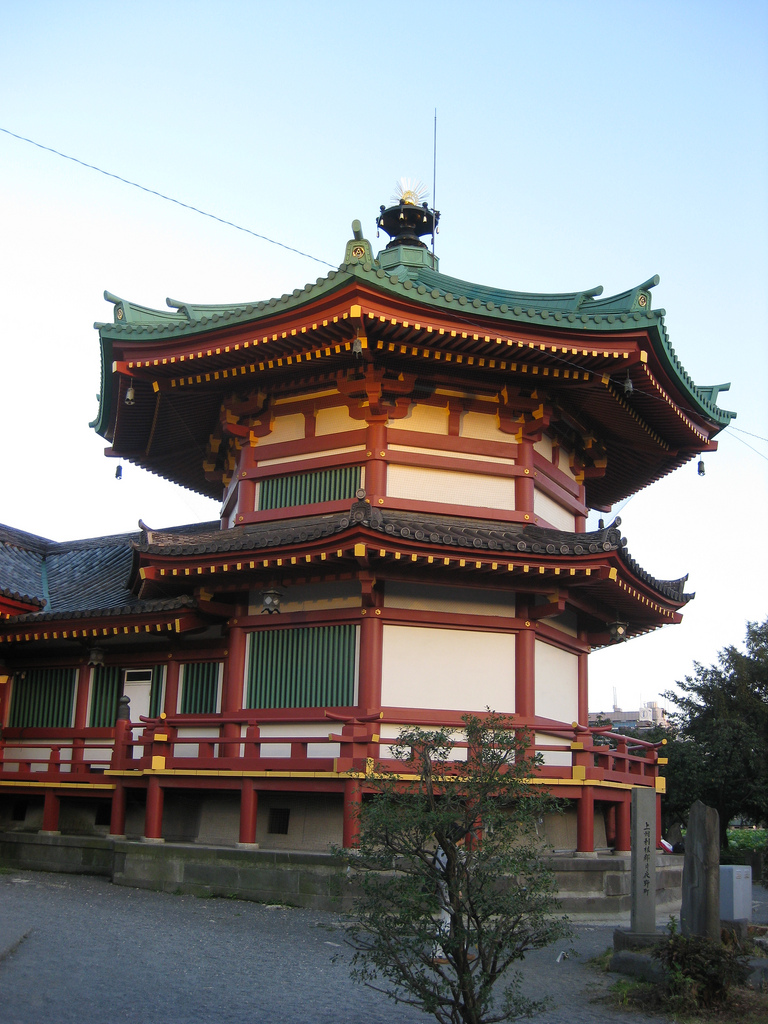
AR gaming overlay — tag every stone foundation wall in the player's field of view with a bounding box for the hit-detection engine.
[0,832,683,917]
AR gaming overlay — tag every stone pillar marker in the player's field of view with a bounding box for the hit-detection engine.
[630,786,657,935]
[681,799,720,939]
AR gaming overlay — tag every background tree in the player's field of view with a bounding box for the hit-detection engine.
[342,713,571,1024]
[663,618,768,848]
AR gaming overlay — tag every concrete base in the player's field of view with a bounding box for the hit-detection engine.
[0,832,684,917]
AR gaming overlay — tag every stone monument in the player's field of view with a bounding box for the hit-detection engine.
[681,799,720,940]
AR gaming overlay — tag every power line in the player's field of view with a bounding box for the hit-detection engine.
[0,126,336,269]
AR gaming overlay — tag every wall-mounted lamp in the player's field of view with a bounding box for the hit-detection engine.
[260,587,283,614]
[608,621,629,643]
[125,382,136,406]
[87,647,106,666]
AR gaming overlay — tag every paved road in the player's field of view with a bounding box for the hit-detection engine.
[3,870,764,1024]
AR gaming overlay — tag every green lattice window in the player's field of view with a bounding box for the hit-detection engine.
[89,665,121,727]
[180,661,221,714]
[246,625,358,709]
[258,466,361,511]
[8,667,76,728]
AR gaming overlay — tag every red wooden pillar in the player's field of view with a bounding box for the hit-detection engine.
[71,663,91,771]
[238,779,258,846]
[144,777,164,841]
[221,622,247,758]
[41,791,60,834]
[515,439,535,515]
[515,599,535,720]
[615,793,631,853]
[164,658,180,716]
[358,610,383,714]
[576,788,595,854]
[577,648,589,727]
[656,792,662,849]
[364,419,387,500]
[110,782,127,838]
[343,779,362,849]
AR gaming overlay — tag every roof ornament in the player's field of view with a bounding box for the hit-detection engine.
[377,177,440,251]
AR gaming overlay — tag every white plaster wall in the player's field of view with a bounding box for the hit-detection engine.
[256,413,305,446]
[377,726,468,762]
[385,582,516,617]
[534,640,578,724]
[388,465,515,510]
[381,625,515,712]
[534,435,553,460]
[535,731,573,767]
[388,403,449,434]
[533,489,576,531]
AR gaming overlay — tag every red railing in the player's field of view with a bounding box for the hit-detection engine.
[0,715,661,788]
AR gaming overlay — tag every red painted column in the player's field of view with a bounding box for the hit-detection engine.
[576,788,595,854]
[163,659,180,716]
[221,622,247,758]
[144,776,164,841]
[615,793,631,853]
[577,647,589,727]
[343,779,362,849]
[71,663,91,771]
[364,420,387,501]
[110,781,127,838]
[515,439,535,516]
[358,610,383,715]
[515,598,535,720]
[41,791,60,834]
[238,779,258,846]
[656,793,662,849]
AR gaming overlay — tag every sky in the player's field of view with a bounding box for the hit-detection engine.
[1,0,766,714]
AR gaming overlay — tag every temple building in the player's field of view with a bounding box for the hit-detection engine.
[0,191,734,862]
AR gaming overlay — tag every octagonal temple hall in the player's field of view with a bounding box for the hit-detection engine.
[0,199,734,862]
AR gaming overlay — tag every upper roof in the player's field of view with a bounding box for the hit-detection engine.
[91,222,734,507]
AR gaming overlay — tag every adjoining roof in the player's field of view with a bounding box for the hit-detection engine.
[0,522,217,623]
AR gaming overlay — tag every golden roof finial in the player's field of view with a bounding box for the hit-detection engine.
[392,178,429,206]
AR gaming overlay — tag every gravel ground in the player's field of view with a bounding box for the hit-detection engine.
[2,870,766,1024]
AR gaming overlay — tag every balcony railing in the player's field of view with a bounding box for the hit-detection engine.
[0,714,661,788]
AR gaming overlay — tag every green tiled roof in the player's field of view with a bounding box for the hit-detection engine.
[93,235,735,436]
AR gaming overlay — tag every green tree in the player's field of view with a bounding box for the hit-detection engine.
[342,713,571,1024]
[663,619,768,848]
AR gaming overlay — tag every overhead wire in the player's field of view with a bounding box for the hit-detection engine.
[4,126,763,467]
[0,126,336,269]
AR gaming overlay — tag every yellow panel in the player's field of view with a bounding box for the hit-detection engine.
[461,411,513,443]
[257,413,305,447]
[315,405,359,436]
[388,402,448,434]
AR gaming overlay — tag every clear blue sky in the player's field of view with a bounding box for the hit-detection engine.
[1,0,766,712]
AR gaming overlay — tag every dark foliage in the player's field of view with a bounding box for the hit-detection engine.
[341,713,571,1024]
[651,933,752,1010]
[663,619,768,847]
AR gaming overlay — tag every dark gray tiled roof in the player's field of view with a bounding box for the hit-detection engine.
[138,505,690,604]
[0,522,217,623]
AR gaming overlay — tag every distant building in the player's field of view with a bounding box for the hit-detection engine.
[589,702,670,733]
